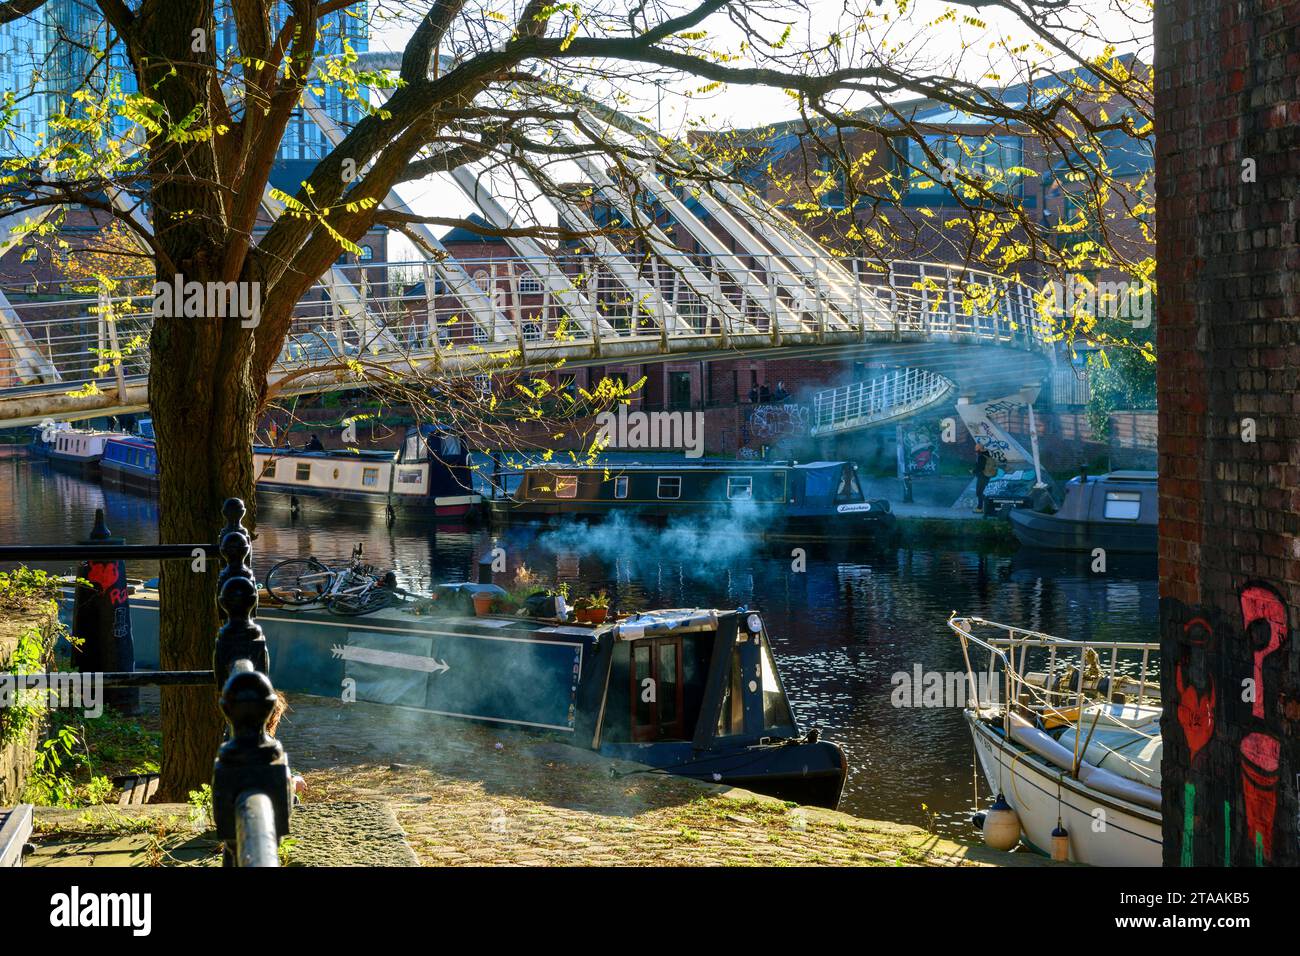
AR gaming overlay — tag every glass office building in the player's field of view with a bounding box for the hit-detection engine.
[0,0,368,160]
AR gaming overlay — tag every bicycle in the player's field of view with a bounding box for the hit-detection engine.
[264,544,401,616]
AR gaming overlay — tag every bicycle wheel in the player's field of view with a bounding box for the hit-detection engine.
[327,587,394,617]
[265,557,336,605]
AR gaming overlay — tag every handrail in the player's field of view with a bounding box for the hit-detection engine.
[948,614,1160,749]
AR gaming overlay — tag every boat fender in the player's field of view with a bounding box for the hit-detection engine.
[982,793,1021,851]
[1051,824,1070,862]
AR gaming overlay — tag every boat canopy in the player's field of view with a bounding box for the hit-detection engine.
[612,609,721,640]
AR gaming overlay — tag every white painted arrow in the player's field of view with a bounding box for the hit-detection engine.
[331,644,450,675]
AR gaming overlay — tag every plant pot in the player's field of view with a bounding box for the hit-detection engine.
[587,607,608,624]
[574,607,594,623]
[473,592,495,616]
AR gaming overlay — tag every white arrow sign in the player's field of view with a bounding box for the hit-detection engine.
[331,644,450,675]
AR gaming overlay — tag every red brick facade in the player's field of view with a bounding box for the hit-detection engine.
[1156,0,1300,865]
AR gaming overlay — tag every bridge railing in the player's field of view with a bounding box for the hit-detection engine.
[811,368,955,436]
[0,254,1046,394]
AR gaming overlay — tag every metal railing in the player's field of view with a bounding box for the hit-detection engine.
[0,254,1046,405]
[0,498,291,866]
[810,367,955,436]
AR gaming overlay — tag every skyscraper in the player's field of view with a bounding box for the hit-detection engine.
[0,0,369,161]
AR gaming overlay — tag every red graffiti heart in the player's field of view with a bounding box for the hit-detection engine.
[1176,665,1214,762]
[86,561,119,592]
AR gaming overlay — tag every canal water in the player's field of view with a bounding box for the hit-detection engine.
[0,456,1159,837]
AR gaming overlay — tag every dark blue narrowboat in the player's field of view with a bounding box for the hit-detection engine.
[253,425,482,522]
[100,421,159,493]
[124,591,847,808]
[1008,470,1157,553]
[489,460,894,538]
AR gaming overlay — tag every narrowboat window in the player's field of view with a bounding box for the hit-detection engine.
[614,475,628,499]
[295,463,311,481]
[835,466,863,502]
[760,638,794,730]
[261,459,277,478]
[1104,491,1141,520]
[657,476,681,499]
[633,644,653,730]
[555,475,578,498]
[658,642,679,727]
[362,467,380,487]
[727,476,753,500]
[404,433,421,461]
[715,649,744,737]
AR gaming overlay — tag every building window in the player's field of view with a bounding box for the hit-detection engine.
[359,245,374,261]
[614,475,628,499]
[657,476,681,499]
[362,467,379,487]
[261,459,277,478]
[904,134,1024,201]
[518,274,543,294]
[727,476,753,500]
[1103,491,1141,521]
[296,463,311,481]
[555,475,578,498]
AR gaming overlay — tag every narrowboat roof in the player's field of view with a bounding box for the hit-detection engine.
[253,445,398,461]
[515,459,853,473]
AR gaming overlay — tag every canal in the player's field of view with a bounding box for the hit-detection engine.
[1,456,1159,838]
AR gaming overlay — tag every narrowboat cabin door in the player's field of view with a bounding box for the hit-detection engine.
[596,610,846,808]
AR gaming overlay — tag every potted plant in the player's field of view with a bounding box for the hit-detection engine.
[472,591,496,616]
[574,590,610,624]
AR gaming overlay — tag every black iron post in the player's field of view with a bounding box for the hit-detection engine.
[212,658,291,867]
[213,576,270,690]
[217,497,254,623]
[70,508,139,715]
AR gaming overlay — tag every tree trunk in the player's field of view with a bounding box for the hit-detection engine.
[149,262,260,801]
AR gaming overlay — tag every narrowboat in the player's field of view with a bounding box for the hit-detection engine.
[254,425,482,522]
[100,419,159,492]
[489,460,894,538]
[123,588,847,808]
[46,428,130,474]
[29,421,72,458]
[1007,470,1156,553]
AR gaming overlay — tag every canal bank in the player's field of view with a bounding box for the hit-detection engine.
[25,693,1066,867]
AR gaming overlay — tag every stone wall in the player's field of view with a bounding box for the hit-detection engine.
[1155,0,1300,865]
[0,603,58,804]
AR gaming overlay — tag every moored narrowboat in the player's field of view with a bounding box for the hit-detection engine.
[100,419,159,492]
[123,590,846,808]
[1007,470,1156,553]
[489,460,893,538]
[254,425,482,522]
[46,428,130,474]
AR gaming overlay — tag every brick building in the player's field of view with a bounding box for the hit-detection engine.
[1156,0,1300,865]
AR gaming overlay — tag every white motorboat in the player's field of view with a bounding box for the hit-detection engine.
[949,615,1162,866]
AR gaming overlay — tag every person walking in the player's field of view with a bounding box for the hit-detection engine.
[972,442,995,512]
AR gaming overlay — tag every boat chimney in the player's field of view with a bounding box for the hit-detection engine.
[477,554,494,585]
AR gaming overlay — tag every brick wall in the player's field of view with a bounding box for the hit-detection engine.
[1156,0,1300,866]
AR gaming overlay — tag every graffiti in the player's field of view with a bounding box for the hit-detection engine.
[747,402,810,442]
[1175,617,1215,763]
[1164,580,1297,866]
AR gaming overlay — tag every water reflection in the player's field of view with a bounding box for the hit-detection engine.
[0,458,1159,836]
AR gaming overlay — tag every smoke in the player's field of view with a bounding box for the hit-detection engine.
[535,498,773,579]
